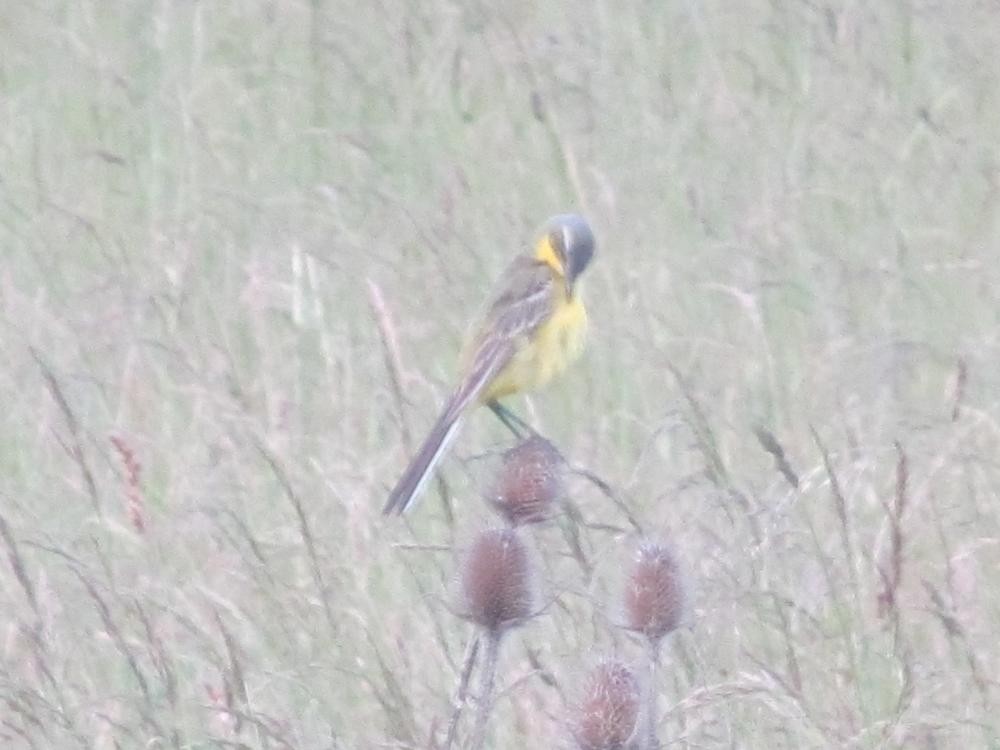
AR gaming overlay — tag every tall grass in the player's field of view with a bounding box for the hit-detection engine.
[1,0,998,747]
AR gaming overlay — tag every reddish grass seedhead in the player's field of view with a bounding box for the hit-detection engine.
[623,542,685,642]
[110,434,146,534]
[571,660,640,750]
[490,435,565,525]
[459,528,534,632]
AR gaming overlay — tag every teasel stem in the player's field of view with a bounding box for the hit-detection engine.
[470,630,501,750]
[443,635,480,750]
[643,637,661,750]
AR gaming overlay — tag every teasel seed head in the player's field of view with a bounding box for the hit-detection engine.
[458,528,535,632]
[623,541,686,642]
[489,435,565,525]
[571,660,640,750]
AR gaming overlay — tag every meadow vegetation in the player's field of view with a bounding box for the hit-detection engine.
[1,1,998,747]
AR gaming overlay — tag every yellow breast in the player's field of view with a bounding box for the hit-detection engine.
[481,287,588,402]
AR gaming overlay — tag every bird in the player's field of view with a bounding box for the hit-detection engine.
[382,213,596,515]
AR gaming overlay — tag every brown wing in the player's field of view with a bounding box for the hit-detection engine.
[445,256,555,418]
[382,256,553,515]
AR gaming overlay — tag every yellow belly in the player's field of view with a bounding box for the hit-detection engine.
[480,294,588,402]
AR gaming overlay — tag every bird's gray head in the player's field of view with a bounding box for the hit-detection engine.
[543,213,595,289]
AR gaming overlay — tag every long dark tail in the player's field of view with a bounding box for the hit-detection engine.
[382,403,466,515]
[384,332,515,515]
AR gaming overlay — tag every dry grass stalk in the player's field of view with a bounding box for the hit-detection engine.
[950,357,968,421]
[0,512,40,620]
[753,425,800,489]
[251,435,337,637]
[366,277,413,453]
[31,347,101,517]
[877,442,909,621]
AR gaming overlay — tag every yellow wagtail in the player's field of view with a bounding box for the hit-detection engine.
[383,213,596,515]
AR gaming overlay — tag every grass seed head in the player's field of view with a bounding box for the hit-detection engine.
[459,528,534,632]
[571,660,640,750]
[490,435,565,525]
[623,541,685,641]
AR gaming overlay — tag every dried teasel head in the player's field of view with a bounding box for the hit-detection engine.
[622,541,686,642]
[489,435,565,525]
[571,660,640,750]
[458,528,535,632]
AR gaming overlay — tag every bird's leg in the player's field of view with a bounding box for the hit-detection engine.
[487,400,533,438]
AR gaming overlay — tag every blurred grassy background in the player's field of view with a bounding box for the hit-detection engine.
[2,1,999,747]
